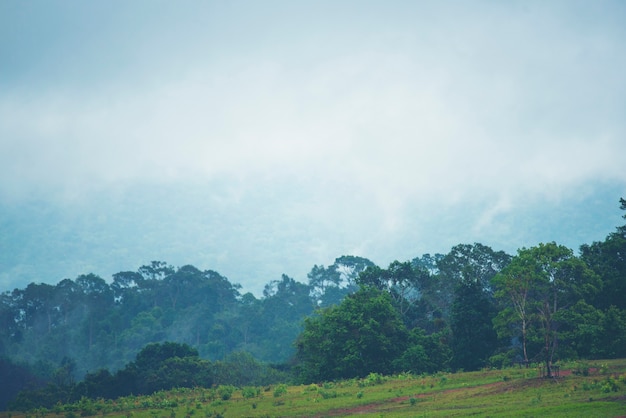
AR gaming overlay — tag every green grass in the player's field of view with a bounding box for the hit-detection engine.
[3,359,626,417]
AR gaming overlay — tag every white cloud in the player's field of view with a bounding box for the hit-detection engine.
[1,1,625,292]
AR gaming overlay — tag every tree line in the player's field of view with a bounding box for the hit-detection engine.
[1,199,625,411]
[6,342,288,411]
[0,256,371,409]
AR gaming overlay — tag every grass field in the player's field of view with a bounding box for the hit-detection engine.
[3,359,626,417]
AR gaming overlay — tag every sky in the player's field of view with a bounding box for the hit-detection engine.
[1,0,625,296]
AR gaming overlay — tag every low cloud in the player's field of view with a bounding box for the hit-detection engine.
[1,1,625,292]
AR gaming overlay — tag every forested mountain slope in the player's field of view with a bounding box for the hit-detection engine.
[1,199,625,411]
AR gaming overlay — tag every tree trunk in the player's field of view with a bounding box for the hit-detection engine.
[522,317,528,364]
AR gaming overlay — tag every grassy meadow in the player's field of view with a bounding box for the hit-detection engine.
[3,359,626,417]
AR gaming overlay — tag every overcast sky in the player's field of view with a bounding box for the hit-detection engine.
[1,1,625,295]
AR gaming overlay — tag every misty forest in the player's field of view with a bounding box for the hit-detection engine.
[1,199,625,411]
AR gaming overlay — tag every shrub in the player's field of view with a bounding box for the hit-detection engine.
[601,377,620,393]
[273,384,288,398]
[572,361,590,376]
[319,389,337,399]
[241,387,260,399]
[216,385,235,401]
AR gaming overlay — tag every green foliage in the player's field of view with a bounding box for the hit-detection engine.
[272,384,287,398]
[3,199,626,413]
[600,377,620,393]
[212,351,288,387]
[240,387,259,399]
[295,287,409,382]
[10,359,626,417]
[493,242,601,374]
[362,372,386,386]
[216,386,235,401]
[450,280,498,371]
[321,390,338,399]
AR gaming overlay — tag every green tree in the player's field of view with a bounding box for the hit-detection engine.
[600,306,626,358]
[494,243,599,376]
[75,274,114,351]
[295,287,408,382]
[450,280,498,371]
[557,300,606,359]
[580,198,626,310]
[258,274,314,362]
[356,261,427,326]
[307,264,341,306]
[437,243,511,301]
[0,358,43,411]
[492,252,537,365]
[332,255,376,290]
[124,341,206,395]
[308,256,376,307]
[393,327,451,373]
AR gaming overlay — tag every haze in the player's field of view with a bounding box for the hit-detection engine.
[1,0,625,295]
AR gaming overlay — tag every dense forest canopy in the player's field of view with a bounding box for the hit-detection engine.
[1,199,625,411]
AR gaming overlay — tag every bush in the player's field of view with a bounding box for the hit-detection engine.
[217,385,235,401]
[572,361,590,376]
[601,377,620,393]
[273,384,288,398]
[358,372,386,387]
[241,387,260,399]
[319,389,337,399]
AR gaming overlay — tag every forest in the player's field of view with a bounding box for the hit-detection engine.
[1,198,625,412]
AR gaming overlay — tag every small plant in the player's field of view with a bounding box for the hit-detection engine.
[217,385,235,401]
[409,397,418,406]
[242,387,260,399]
[304,384,318,393]
[365,372,385,385]
[601,377,620,393]
[572,361,590,376]
[319,389,337,399]
[356,391,364,399]
[600,363,609,375]
[273,384,288,398]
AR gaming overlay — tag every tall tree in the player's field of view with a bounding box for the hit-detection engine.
[307,256,375,307]
[307,264,341,306]
[437,243,511,294]
[332,255,376,289]
[295,286,408,382]
[356,260,430,326]
[450,280,498,371]
[75,274,114,350]
[492,252,537,365]
[258,274,314,362]
[580,198,626,310]
[494,243,599,376]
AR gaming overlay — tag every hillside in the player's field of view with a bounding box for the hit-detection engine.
[2,359,625,417]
